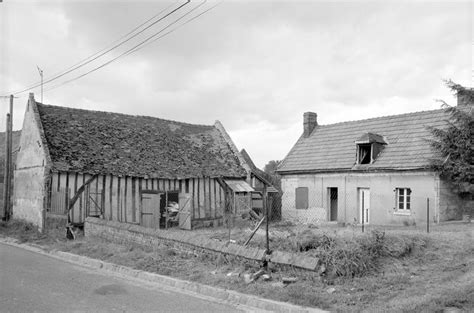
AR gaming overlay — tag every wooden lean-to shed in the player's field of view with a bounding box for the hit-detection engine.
[13,93,251,231]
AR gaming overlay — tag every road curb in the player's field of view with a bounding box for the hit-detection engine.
[0,237,327,313]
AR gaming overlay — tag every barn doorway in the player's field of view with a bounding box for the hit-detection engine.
[328,187,338,222]
[160,191,179,229]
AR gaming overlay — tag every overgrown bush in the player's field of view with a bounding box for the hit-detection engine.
[296,230,427,277]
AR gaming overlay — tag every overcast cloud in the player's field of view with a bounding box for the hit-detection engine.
[0,0,472,168]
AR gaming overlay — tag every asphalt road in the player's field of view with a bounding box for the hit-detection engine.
[0,243,244,313]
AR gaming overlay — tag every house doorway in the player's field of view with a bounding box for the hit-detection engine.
[328,187,338,221]
[358,188,370,224]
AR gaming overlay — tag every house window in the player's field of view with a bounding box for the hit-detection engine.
[357,144,372,164]
[395,188,411,212]
[295,187,308,210]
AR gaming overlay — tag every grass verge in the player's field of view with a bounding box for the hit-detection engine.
[1,219,473,312]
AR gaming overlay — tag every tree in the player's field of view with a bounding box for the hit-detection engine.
[429,81,474,217]
[263,160,282,190]
[264,160,281,175]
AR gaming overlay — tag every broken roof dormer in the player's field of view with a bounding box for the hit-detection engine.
[354,132,388,145]
[355,132,387,165]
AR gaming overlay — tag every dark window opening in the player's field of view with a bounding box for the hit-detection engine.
[358,144,372,164]
[328,187,338,221]
[295,187,309,210]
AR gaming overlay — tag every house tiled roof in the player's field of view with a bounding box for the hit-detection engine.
[36,103,247,179]
[278,109,451,173]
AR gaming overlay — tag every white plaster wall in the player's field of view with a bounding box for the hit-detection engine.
[281,171,439,225]
[281,175,326,224]
[13,100,47,230]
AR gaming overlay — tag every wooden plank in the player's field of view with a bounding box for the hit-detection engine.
[208,177,212,218]
[101,175,106,218]
[95,174,99,209]
[199,178,206,218]
[85,174,91,219]
[80,174,85,221]
[197,178,201,218]
[203,177,208,217]
[109,174,113,220]
[211,178,216,218]
[131,177,136,223]
[56,172,60,191]
[124,176,128,223]
[117,177,121,222]
[192,179,197,219]
[69,172,77,221]
[138,178,143,225]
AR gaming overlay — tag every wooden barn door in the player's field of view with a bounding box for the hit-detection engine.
[141,193,162,228]
[178,193,192,230]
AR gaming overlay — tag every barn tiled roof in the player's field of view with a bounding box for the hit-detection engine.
[278,109,450,173]
[240,149,280,192]
[36,103,247,179]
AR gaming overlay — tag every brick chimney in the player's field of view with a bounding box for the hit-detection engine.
[457,88,474,106]
[303,112,317,138]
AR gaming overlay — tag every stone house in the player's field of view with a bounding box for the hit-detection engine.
[13,93,252,231]
[277,94,472,226]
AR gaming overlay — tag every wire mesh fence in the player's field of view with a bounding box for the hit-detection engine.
[221,188,446,252]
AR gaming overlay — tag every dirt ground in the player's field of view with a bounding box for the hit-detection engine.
[1,219,473,312]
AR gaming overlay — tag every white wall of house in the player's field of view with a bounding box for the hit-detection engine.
[281,171,441,225]
[13,99,48,230]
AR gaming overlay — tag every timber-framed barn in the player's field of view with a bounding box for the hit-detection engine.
[13,93,253,231]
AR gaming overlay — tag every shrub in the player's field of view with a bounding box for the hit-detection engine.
[298,230,427,277]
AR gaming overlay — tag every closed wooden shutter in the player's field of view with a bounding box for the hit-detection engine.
[295,187,308,210]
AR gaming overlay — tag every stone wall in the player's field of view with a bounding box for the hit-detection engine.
[85,217,320,271]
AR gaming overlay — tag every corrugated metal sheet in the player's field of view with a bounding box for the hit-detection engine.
[224,179,254,192]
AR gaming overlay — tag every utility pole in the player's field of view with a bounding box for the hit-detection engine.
[37,65,43,103]
[2,95,13,221]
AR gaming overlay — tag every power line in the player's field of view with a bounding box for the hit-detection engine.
[6,1,190,96]
[44,1,220,93]
[129,0,223,55]
[9,1,179,95]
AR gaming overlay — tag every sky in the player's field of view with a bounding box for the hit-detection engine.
[0,0,472,168]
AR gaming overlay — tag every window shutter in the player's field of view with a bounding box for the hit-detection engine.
[295,187,309,210]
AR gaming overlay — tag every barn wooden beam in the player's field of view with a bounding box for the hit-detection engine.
[67,174,98,214]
